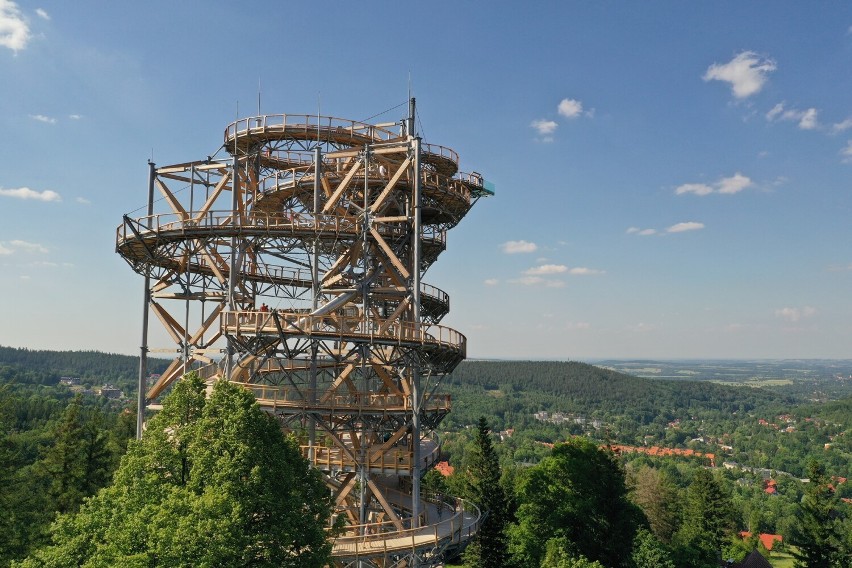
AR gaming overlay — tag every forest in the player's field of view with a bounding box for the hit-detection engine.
[1,348,851,566]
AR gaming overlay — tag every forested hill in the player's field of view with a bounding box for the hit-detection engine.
[0,345,169,392]
[445,360,792,428]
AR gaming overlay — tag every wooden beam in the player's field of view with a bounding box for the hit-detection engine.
[322,160,362,214]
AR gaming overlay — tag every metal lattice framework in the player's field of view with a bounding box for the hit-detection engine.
[116,101,492,567]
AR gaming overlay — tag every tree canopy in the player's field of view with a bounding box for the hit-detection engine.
[15,373,333,568]
[508,437,642,568]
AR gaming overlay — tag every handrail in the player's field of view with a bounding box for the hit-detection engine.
[116,211,446,249]
[229,382,450,412]
[224,114,402,147]
[221,310,466,355]
[330,497,481,557]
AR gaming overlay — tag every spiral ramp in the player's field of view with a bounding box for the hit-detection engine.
[117,106,491,566]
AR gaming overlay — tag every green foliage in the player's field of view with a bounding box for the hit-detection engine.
[461,417,509,568]
[539,538,605,568]
[790,460,850,568]
[15,374,333,568]
[509,437,641,568]
[673,469,738,567]
[631,528,676,568]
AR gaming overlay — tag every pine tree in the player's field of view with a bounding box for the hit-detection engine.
[790,460,846,568]
[462,417,509,568]
[674,468,737,566]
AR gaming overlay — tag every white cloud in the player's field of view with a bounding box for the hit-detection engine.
[799,108,818,130]
[775,306,816,322]
[525,264,567,275]
[842,140,852,163]
[0,0,30,52]
[557,98,583,119]
[29,114,57,124]
[568,267,604,275]
[69,114,83,120]
[667,221,705,233]
[676,172,753,196]
[530,119,557,136]
[35,7,48,20]
[76,196,91,204]
[0,243,12,255]
[501,240,538,254]
[565,321,591,330]
[626,227,657,236]
[717,173,753,194]
[483,278,498,286]
[675,183,714,196]
[509,275,565,288]
[703,51,776,99]
[9,239,48,253]
[833,118,852,133]
[765,102,820,130]
[0,186,61,201]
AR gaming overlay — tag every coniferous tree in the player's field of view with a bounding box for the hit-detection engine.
[790,460,847,568]
[462,417,509,568]
[674,468,737,568]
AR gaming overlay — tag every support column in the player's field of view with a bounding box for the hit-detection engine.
[309,145,322,460]
[411,129,423,531]
[136,161,155,440]
[226,155,239,380]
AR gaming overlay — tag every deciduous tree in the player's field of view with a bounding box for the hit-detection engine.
[16,374,333,568]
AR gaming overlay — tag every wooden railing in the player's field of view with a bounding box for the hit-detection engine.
[330,497,480,558]
[222,311,465,355]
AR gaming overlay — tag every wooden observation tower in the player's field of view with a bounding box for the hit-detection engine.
[116,100,492,567]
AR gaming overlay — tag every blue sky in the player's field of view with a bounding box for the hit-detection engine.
[2,1,852,360]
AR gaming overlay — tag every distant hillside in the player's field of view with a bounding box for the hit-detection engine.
[444,360,790,428]
[0,345,169,393]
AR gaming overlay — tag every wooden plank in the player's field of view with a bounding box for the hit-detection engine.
[371,157,411,212]
[322,160,362,213]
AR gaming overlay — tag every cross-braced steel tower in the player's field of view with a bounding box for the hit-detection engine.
[116,101,492,567]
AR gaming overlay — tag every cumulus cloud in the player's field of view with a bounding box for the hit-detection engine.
[842,141,852,163]
[483,278,498,286]
[568,267,604,275]
[626,227,658,236]
[667,222,705,233]
[501,240,538,254]
[833,117,852,133]
[704,51,776,99]
[75,196,91,204]
[0,186,61,201]
[525,264,567,276]
[69,114,83,120]
[675,183,714,196]
[10,239,48,253]
[558,98,584,119]
[29,114,57,124]
[0,240,48,254]
[530,119,557,141]
[765,102,819,130]
[510,276,565,288]
[775,306,816,322]
[717,173,753,194]
[676,172,753,196]
[35,7,48,20]
[0,0,30,52]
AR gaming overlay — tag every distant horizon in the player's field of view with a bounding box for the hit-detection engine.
[4,343,851,365]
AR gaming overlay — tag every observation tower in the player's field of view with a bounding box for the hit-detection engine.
[116,100,492,567]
